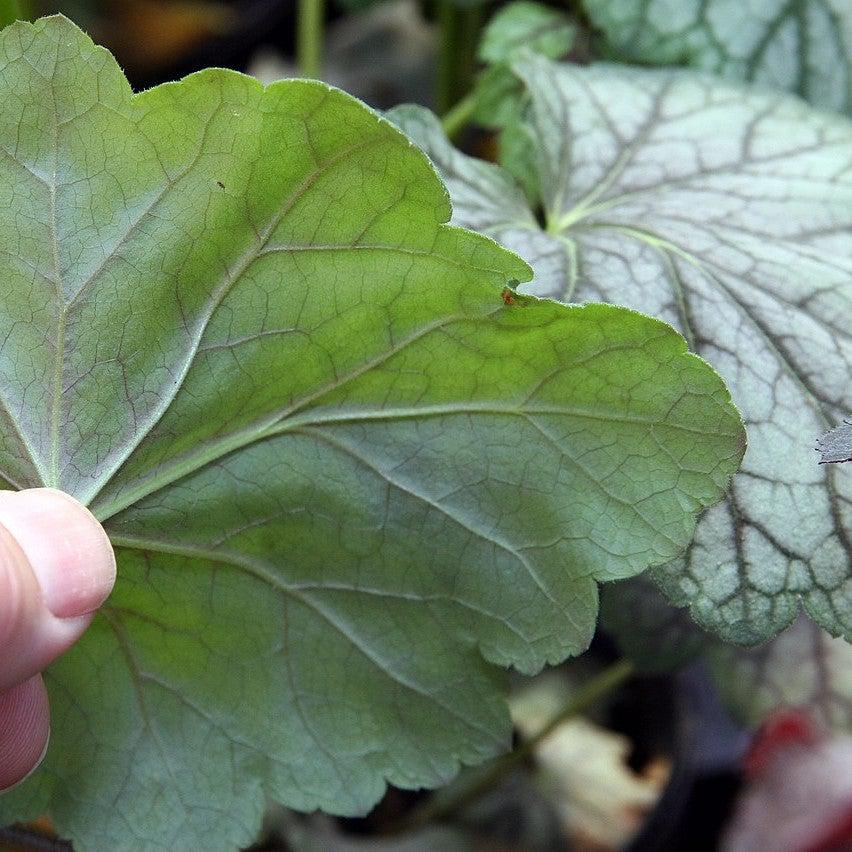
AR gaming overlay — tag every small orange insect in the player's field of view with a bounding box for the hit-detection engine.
[501,287,516,306]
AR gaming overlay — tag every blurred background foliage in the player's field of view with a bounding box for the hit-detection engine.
[4,1,437,101]
[3,1,584,114]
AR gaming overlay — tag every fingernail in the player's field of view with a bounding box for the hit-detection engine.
[0,489,116,619]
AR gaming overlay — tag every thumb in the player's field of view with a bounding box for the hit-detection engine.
[0,488,116,692]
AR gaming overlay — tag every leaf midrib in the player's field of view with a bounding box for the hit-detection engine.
[91,312,732,525]
[48,43,63,488]
[75,129,397,506]
[28,79,429,502]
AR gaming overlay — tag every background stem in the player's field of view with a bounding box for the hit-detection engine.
[441,93,477,139]
[435,0,458,115]
[400,659,635,831]
[297,0,326,79]
[435,1,482,115]
[456,2,482,102]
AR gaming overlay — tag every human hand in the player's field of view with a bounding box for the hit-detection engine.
[0,489,115,790]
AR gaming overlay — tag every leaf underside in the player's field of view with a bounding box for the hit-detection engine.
[0,17,744,851]
[582,0,852,114]
[389,55,852,646]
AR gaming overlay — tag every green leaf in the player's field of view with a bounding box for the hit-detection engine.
[458,2,575,155]
[478,1,575,65]
[581,0,852,114]
[470,64,526,129]
[333,0,383,8]
[602,578,852,732]
[335,0,484,7]
[440,1,574,151]
[818,420,852,464]
[0,17,743,850]
[469,1,574,134]
[389,55,852,646]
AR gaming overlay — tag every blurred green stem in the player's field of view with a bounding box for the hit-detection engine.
[435,1,483,117]
[441,92,477,140]
[398,658,635,831]
[297,0,326,79]
[457,2,483,97]
[0,0,31,25]
[435,0,457,115]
